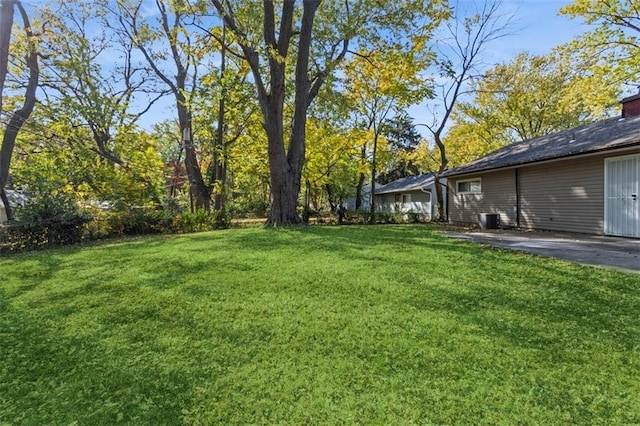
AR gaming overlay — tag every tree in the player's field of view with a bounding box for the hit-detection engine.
[0,0,38,221]
[561,1,640,37]
[225,117,271,217]
[211,0,341,225]
[37,0,162,167]
[434,119,503,168]
[560,0,640,95]
[420,0,512,220]
[450,50,618,150]
[112,0,212,211]
[212,0,448,225]
[303,118,359,218]
[377,113,422,185]
[193,30,258,226]
[12,122,166,212]
[343,48,430,218]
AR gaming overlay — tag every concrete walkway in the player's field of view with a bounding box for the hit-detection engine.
[445,230,640,274]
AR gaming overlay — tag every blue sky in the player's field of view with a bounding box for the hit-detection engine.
[497,0,588,57]
[410,0,592,136]
[126,1,591,133]
[114,1,591,133]
[16,0,591,134]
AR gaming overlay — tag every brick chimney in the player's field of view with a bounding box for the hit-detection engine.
[621,93,640,118]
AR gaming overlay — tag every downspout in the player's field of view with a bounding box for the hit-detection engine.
[515,168,520,228]
[445,180,449,222]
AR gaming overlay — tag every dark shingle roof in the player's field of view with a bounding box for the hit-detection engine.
[375,174,435,195]
[442,115,640,177]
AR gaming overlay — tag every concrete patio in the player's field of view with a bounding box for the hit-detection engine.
[445,230,640,274]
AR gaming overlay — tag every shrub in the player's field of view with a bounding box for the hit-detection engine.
[1,193,92,252]
[169,209,221,233]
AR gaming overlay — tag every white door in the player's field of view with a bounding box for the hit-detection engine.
[605,155,640,237]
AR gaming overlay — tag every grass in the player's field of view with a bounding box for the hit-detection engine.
[1,225,639,424]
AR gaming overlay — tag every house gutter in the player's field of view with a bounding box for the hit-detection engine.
[444,142,640,179]
[436,178,449,222]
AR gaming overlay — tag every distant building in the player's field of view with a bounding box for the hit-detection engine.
[0,190,29,223]
[374,174,447,222]
[345,184,371,211]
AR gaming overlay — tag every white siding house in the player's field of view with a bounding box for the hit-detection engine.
[345,184,371,211]
[374,174,446,221]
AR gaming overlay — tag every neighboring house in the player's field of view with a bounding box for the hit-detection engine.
[0,190,29,223]
[345,184,371,211]
[443,94,640,238]
[374,174,447,221]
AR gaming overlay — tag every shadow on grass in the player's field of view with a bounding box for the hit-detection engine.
[210,224,640,347]
[0,290,203,424]
[410,276,640,351]
[1,224,639,423]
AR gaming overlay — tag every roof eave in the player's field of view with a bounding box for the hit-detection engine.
[444,141,640,178]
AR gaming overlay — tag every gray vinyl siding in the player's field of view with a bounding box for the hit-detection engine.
[449,158,605,233]
[449,170,517,226]
[519,156,604,234]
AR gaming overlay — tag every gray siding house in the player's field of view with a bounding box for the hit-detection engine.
[443,95,640,238]
[374,174,446,221]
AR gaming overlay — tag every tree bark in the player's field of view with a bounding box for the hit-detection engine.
[178,104,210,212]
[369,132,379,222]
[214,0,330,226]
[325,183,337,213]
[355,172,366,211]
[0,0,38,222]
[355,138,368,211]
[0,0,14,116]
[263,1,303,225]
[124,0,210,212]
[434,135,447,221]
[213,20,227,226]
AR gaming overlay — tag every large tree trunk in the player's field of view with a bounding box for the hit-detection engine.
[265,1,319,225]
[265,117,303,224]
[369,132,380,221]
[268,164,302,224]
[0,0,14,115]
[434,135,448,221]
[178,105,210,212]
[214,0,328,225]
[0,0,38,222]
[355,172,366,210]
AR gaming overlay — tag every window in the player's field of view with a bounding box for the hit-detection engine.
[457,178,481,194]
[394,193,411,208]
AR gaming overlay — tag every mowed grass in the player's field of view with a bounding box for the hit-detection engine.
[1,225,639,424]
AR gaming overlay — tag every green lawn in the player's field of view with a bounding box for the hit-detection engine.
[1,225,639,424]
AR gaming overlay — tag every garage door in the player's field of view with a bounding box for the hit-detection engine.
[605,154,639,237]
